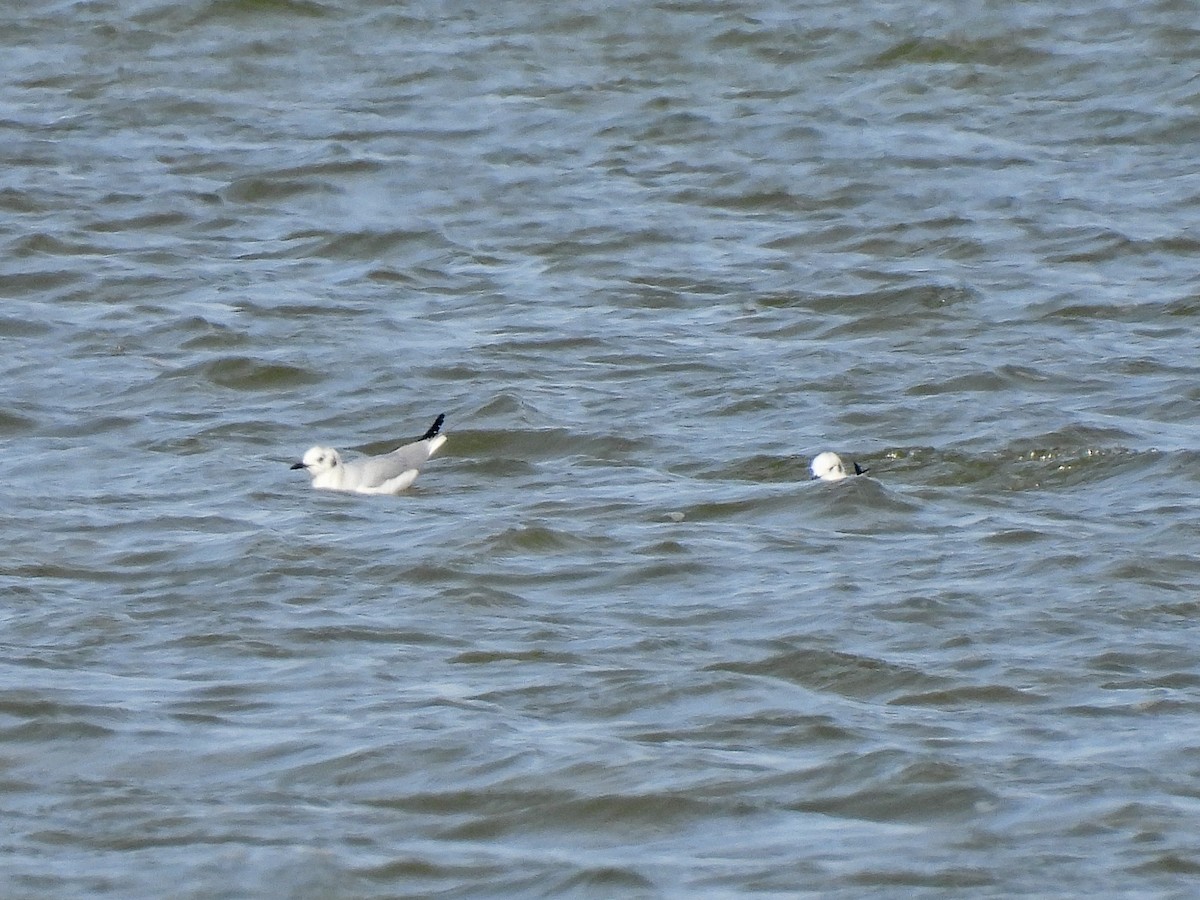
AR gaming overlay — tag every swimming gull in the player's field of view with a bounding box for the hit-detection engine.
[292,414,447,494]
[810,451,867,482]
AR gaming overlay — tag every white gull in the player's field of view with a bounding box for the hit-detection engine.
[810,451,867,482]
[292,414,446,494]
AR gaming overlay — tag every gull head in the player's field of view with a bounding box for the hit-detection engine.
[291,446,341,477]
[810,451,849,482]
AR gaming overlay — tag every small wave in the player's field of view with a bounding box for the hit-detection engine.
[170,355,321,391]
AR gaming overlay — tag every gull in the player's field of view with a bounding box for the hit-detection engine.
[810,451,868,482]
[292,414,447,494]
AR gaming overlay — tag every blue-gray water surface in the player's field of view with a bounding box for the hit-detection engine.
[3,0,1200,896]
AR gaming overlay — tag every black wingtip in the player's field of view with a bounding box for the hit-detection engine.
[854,462,868,476]
[420,413,446,441]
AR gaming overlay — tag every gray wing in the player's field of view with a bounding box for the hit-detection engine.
[347,439,432,487]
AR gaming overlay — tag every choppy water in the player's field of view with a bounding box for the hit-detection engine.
[4,0,1200,896]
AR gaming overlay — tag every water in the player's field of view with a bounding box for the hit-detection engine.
[3,0,1200,895]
